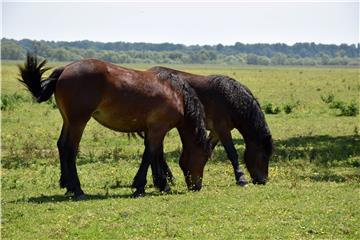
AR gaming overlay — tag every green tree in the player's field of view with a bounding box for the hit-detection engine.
[246,54,258,65]
[1,41,25,59]
[271,53,288,65]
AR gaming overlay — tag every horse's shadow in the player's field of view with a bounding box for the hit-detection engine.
[23,189,186,204]
[26,193,132,204]
[232,134,359,166]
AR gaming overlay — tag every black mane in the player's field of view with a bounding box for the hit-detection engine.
[156,70,209,153]
[209,75,273,155]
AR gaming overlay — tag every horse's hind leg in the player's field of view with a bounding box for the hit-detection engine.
[217,130,248,186]
[57,126,70,192]
[58,122,87,198]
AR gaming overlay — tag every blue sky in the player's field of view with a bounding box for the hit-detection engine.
[2,1,359,45]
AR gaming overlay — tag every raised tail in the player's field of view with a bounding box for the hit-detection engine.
[18,53,64,103]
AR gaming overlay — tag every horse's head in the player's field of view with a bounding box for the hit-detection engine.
[244,135,273,185]
[179,143,209,191]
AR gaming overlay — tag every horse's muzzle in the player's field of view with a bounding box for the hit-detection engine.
[189,183,202,191]
[186,177,202,191]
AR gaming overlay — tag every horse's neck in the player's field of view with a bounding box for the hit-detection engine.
[236,123,267,147]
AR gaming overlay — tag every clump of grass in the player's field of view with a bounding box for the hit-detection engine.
[0,93,57,110]
[0,93,29,111]
[263,101,299,114]
[263,102,281,114]
[283,101,300,114]
[283,104,294,114]
[339,101,359,116]
[320,93,335,104]
[321,93,359,116]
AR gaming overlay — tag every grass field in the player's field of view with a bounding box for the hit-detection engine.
[1,60,360,239]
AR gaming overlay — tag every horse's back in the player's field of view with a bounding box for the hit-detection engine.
[55,60,183,132]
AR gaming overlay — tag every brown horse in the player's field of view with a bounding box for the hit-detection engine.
[146,67,273,185]
[18,54,209,199]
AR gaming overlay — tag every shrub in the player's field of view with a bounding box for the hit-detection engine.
[339,101,359,116]
[282,101,300,114]
[321,94,359,117]
[263,103,281,114]
[283,104,294,114]
[329,100,358,116]
[329,100,345,110]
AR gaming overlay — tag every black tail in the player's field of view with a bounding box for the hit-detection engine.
[18,53,64,103]
[155,70,210,153]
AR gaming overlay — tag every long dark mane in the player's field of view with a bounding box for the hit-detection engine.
[156,71,209,153]
[209,75,273,155]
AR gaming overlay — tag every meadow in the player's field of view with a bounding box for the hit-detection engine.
[1,60,359,239]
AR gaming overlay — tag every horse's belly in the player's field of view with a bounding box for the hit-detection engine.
[92,110,147,132]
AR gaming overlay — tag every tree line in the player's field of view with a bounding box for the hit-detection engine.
[1,38,359,66]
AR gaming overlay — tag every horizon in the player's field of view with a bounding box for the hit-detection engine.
[2,2,359,46]
[3,37,359,47]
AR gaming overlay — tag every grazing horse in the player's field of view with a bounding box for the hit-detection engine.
[147,67,273,185]
[18,54,209,199]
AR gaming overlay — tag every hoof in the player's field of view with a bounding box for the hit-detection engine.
[132,189,145,198]
[252,179,266,185]
[74,194,86,201]
[188,184,202,192]
[236,178,248,187]
[161,184,171,193]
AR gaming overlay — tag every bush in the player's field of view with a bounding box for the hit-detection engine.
[321,94,359,117]
[283,104,294,114]
[263,103,281,114]
[339,101,359,116]
[283,101,300,114]
[329,100,358,116]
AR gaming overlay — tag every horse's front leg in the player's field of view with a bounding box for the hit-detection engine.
[157,144,176,185]
[150,147,171,193]
[207,131,219,156]
[131,129,169,198]
[217,129,248,186]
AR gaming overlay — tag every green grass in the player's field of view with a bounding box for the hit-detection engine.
[1,61,360,239]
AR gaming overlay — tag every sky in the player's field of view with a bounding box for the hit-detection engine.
[2,1,359,46]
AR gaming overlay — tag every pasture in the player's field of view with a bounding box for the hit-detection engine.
[1,61,359,239]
